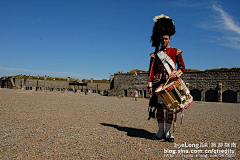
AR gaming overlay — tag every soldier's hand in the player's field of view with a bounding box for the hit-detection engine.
[148,88,152,94]
[169,70,177,79]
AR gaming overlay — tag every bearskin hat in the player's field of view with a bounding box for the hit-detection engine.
[151,14,175,48]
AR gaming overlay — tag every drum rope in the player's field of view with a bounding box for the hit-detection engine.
[180,79,189,94]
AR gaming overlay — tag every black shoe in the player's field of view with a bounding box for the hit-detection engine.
[165,137,174,142]
[152,135,164,140]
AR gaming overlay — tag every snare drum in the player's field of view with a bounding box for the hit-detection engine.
[155,78,193,113]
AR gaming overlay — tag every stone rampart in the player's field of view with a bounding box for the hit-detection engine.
[0,77,110,94]
[110,70,240,103]
[14,78,69,91]
[109,73,149,97]
[87,83,110,93]
[182,70,240,102]
[1,70,239,102]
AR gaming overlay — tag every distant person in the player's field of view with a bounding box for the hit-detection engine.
[134,89,139,101]
[148,14,185,142]
[134,69,138,76]
[130,90,134,99]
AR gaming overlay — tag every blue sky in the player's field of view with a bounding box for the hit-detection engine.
[0,0,239,80]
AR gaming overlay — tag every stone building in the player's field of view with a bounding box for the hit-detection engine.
[182,70,240,103]
[109,69,240,103]
[0,76,109,95]
[109,73,149,98]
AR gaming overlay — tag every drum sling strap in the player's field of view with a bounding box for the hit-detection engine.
[157,50,175,75]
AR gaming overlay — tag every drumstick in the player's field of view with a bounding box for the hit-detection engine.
[162,69,175,89]
[162,77,170,89]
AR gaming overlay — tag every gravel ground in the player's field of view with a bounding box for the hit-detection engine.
[0,88,239,160]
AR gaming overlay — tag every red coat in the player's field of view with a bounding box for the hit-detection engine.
[148,48,185,87]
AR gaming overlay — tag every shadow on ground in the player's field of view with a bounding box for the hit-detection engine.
[100,123,155,140]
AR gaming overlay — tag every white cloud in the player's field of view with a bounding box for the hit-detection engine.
[196,3,240,50]
[0,66,30,72]
[202,4,240,50]
[222,36,240,49]
[212,4,240,35]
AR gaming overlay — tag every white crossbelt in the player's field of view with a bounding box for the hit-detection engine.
[157,51,175,75]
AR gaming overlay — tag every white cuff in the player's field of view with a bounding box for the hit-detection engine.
[148,82,152,88]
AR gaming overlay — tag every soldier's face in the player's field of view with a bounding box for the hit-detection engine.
[160,35,171,48]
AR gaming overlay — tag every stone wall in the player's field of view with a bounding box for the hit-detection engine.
[1,70,239,102]
[13,78,70,91]
[109,73,149,97]
[182,71,240,91]
[0,77,110,94]
[110,70,240,103]
[87,83,110,93]
[182,70,240,103]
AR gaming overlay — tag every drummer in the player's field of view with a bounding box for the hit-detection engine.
[148,14,185,142]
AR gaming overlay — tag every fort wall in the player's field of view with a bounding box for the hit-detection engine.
[110,70,240,103]
[0,77,109,94]
[1,70,239,102]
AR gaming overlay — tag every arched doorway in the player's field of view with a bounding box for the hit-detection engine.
[124,90,127,97]
[205,90,218,102]
[190,89,201,101]
[222,90,237,103]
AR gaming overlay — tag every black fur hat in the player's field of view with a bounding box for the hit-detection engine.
[151,14,175,48]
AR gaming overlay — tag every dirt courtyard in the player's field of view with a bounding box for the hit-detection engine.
[0,88,239,159]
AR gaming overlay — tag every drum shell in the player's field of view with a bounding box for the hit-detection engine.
[155,78,193,113]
